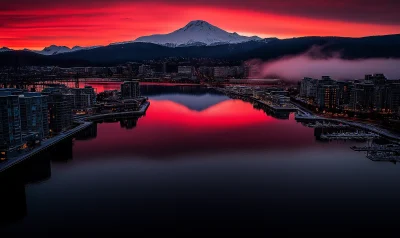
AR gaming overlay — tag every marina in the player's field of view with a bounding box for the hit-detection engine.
[295,112,400,141]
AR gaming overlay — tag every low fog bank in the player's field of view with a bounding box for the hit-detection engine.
[247,46,400,81]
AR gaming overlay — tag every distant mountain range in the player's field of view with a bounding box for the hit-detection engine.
[0,47,12,52]
[1,20,400,66]
[21,45,102,56]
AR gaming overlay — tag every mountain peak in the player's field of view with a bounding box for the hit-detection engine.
[133,20,266,47]
[184,20,212,27]
[43,45,70,50]
[0,47,12,52]
[180,20,219,32]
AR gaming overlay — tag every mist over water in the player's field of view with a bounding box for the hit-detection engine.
[248,47,400,81]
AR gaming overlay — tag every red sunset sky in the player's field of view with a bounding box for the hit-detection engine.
[1,0,400,50]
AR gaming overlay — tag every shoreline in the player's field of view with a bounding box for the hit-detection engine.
[216,86,400,141]
[0,101,150,173]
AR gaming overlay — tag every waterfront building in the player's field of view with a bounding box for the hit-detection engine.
[41,86,69,95]
[213,67,228,78]
[271,95,291,107]
[138,64,151,75]
[121,80,140,99]
[46,93,73,134]
[386,83,400,113]
[163,62,167,75]
[316,76,339,110]
[300,77,318,98]
[19,93,49,140]
[349,82,375,112]
[178,66,193,75]
[0,91,22,152]
[337,81,352,106]
[0,88,24,95]
[69,86,96,110]
[368,73,387,86]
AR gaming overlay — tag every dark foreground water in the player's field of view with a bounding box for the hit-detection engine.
[1,84,400,235]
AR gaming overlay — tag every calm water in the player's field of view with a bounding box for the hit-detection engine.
[1,84,400,235]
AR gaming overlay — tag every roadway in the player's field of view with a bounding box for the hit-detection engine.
[0,101,150,173]
[0,121,92,173]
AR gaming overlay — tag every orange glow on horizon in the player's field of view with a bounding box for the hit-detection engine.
[1,3,399,50]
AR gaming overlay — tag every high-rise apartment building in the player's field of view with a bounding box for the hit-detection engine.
[121,80,140,99]
[300,77,318,98]
[316,76,339,110]
[19,92,49,140]
[69,86,96,110]
[45,92,73,134]
[0,91,22,151]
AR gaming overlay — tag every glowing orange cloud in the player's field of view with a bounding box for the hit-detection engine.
[1,3,399,50]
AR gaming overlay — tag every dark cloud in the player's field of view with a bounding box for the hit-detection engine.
[1,0,400,25]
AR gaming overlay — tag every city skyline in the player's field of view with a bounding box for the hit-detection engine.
[1,0,400,50]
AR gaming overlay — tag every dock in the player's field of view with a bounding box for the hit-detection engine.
[367,154,400,163]
[306,121,349,129]
[295,112,400,141]
[320,132,379,141]
[351,145,400,153]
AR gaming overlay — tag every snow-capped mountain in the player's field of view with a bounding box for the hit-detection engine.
[37,45,72,55]
[21,45,102,55]
[0,47,12,52]
[122,20,265,47]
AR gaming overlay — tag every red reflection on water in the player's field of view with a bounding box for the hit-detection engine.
[73,99,315,159]
[81,82,201,93]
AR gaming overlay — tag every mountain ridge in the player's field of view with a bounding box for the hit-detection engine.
[1,34,400,66]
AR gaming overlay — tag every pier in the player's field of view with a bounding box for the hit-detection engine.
[350,143,400,163]
[351,145,400,153]
[367,154,400,163]
[319,132,379,141]
[306,121,349,129]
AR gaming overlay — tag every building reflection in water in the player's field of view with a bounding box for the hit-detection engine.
[0,156,51,224]
[75,123,98,141]
[120,117,139,130]
[252,102,291,120]
[0,116,143,224]
[90,117,140,130]
[0,179,27,224]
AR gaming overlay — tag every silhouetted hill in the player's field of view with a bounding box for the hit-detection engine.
[0,50,90,67]
[1,35,399,66]
[239,34,400,60]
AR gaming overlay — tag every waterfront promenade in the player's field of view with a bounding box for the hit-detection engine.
[74,101,150,121]
[0,101,150,173]
[0,121,92,173]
